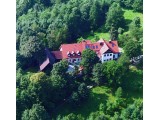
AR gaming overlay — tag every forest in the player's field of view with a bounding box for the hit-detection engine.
[16,0,143,119]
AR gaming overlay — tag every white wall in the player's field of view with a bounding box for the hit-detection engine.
[101,53,113,63]
[113,53,118,59]
[101,53,119,63]
[68,58,81,64]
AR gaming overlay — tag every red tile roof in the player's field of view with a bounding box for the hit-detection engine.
[105,40,119,53]
[60,43,83,59]
[52,40,119,59]
[52,51,63,59]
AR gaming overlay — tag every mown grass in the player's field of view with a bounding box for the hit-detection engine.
[123,9,143,27]
[77,32,110,43]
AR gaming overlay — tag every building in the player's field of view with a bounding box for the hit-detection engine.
[40,39,121,71]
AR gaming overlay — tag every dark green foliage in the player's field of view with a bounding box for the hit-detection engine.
[132,0,143,12]
[95,114,108,120]
[123,0,134,9]
[20,36,42,58]
[109,25,118,40]
[81,49,99,82]
[118,27,124,34]
[137,57,143,69]
[132,17,141,28]
[106,87,126,116]
[122,69,143,91]
[124,40,142,58]
[16,0,143,119]
[115,87,123,98]
[92,63,106,85]
[51,60,68,75]
[120,99,143,120]
[103,61,126,87]
[105,2,125,30]
[117,53,130,69]
[78,83,89,100]
[58,113,84,120]
[21,104,51,120]
[118,33,131,47]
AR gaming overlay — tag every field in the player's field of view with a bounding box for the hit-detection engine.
[123,9,143,27]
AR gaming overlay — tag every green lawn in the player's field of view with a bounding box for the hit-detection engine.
[54,86,112,118]
[77,32,110,43]
[123,9,143,26]
[54,85,142,118]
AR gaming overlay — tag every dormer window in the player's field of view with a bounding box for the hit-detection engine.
[71,51,76,56]
[77,51,81,56]
[67,51,71,57]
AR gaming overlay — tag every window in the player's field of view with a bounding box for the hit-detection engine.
[96,45,98,49]
[110,54,112,56]
[104,54,106,57]
[107,54,109,56]
[110,58,112,60]
[113,55,115,58]
[85,45,89,49]
[92,46,95,49]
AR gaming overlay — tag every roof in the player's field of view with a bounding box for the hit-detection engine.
[52,39,119,59]
[59,42,84,59]
[52,51,63,59]
[105,40,119,53]
[40,58,50,71]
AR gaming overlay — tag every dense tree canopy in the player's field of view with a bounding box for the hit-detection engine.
[92,63,106,85]
[16,0,143,119]
[124,40,142,58]
[81,49,99,82]
[105,2,125,30]
[21,104,51,120]
[103,61,126,87]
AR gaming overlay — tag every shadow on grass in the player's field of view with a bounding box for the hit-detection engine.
[54,88,109,118]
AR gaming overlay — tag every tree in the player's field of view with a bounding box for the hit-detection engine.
[115,87,123,98]
[28,72,55,112]
[105,2,125,31]
[120,99,143,120]
[50,60,69,102]
[117,53,130,74]
[130,22,143,41]
[78,83,89,100]
[95,115,108,120]
[131,17,141,28]
[19,36,45,66]
[89,1,101,30]
[103,61,125,87]
[106,87,125,116]
[132,0,143,12]
[80,49,99,82]
[124,40,142,59]
[60,113,84,120]
[92,63,106,85]
[70,92,80,106]
[109,25,118,40]
[21,104,51,120]
[123,0,134,9]
[51,59,68,78]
